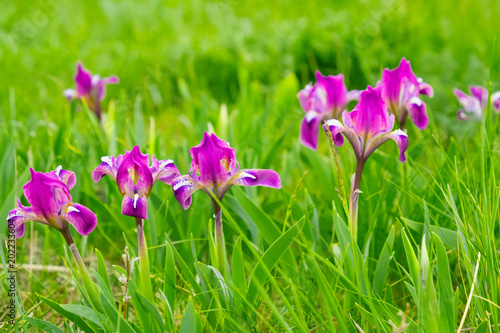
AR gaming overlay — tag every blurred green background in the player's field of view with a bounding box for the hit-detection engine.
[0,0,499,325]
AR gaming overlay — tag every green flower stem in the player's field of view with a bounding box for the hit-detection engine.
[349,159,365,242]
[62,229,100,308]
[135,217,153,301]
[214,207,227,279]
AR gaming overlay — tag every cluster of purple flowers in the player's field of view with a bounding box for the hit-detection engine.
[5,58,499,298]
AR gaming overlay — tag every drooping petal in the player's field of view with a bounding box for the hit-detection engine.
[228,169,281,189]
[150,156,181,185]
[23,169,71,222]
[297,83,313,111]
[491,91,500,112]
[49,166,77,190]
[61,203,97,236]
[6,199,46,239]
[121,194,148,220]
[364,129,409,162]
[75,63,93,96]
[454,88,482,118]
[92,155,121,182]
[300,111,322,150]
[116,146,153,195]
[418,79,434,97]
[172,175,204,210]
[97,75,120,100]
[469,86,488,109]
[189,132,236,187]
[457,109,470,121]
[323,117,363,159]
[406,97,429,130]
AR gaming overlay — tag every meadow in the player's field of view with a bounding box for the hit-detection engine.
[1,0,499,331]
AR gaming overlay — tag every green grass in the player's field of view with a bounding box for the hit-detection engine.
[1,0,499,331]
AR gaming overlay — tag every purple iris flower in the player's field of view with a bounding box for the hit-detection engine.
[323,86,408,240]
[323,85,409,164]
[454,86,500,120]
[92,146,180,220]
[64,62,119,120]
[297,71,360,150]
[380,58,433,130]
[172,132,281,210]
[7,167,97,240]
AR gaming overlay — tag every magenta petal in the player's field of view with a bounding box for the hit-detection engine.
[323,119,345,147]
[49,166,77,190]
[407,98,429,130]
[315,71,348,112]
[189,132,236,187]
[469,86,488,109]
[297,83,313,111]
[92,155,121,182]
[491,92,500,112]
[150,156,181,185]
[300,112,322,150]
[121,195,148,220]
[6,201,40,239]
[116,146,153,194]
[418,81,434,97]
[62,203,97,236]
[381,58,419,106]
[229,169,281,189]
[352,86,392,137]
[365,129,409,162]
[23,169,70,222]
[75,63,93,96]
[172,175,203,210]
[15,223,25,239]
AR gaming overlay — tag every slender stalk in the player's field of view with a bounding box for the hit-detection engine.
[349,159,365,242]
[212,201,227,279]
[61,229,100,307]
[135,217,153,301]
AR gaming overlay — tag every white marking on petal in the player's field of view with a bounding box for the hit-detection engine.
[316,87,327,105]
[409,97,422,106]
[238,171,256,180]
[173,180,193,191]
[159,159,174,169]
[101,156,112,166]
[325,119,343,127]
[91,74,101,85]
[63,88,77,99]
[133,194,139,209]
[417,77,424,83]
[305,111,319,123]
[393,129,407,137]
[55,165,62,176]
[67,205,80,213]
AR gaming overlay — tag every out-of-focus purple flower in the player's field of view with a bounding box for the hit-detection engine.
[492,92,500,113]
[380,58,433,130]
[297,71,360,150]
[323,85,408,163]
[454,86,500,120]
[93,146,180,220]
[64,62,119,119]
[7,167,97,239]
[172,132,281,210]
